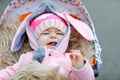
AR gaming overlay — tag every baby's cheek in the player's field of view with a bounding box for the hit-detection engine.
[39,39,46,45]
[58,35,63,40]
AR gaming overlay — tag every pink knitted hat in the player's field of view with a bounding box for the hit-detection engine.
[30,13,67,37]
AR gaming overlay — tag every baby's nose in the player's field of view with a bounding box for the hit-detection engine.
[49,32,57,39]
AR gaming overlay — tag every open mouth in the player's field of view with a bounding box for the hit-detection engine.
[47,42,57,46]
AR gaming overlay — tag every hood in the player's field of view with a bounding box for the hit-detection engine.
[11,4,71,53]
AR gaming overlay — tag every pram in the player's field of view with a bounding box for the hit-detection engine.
[0,0,102,77]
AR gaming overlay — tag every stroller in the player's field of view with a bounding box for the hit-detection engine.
[0,0,102,77]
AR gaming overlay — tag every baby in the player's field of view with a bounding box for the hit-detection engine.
[31,13,84,68]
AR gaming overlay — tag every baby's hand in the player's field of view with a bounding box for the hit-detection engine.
[69,50,84,69]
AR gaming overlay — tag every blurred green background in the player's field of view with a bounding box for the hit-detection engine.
[0,0,120,80]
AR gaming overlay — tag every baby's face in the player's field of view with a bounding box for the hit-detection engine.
[38,28,64,49]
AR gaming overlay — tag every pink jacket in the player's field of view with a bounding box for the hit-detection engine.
[0,48,95,80]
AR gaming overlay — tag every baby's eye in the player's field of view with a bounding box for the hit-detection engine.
[56,32,64,35]
[41,32,49,35]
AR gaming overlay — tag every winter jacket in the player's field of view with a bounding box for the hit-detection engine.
[0,48,95,80]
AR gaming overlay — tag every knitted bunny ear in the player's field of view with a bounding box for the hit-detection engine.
[11,19,26,52]
[63,13,94,41]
